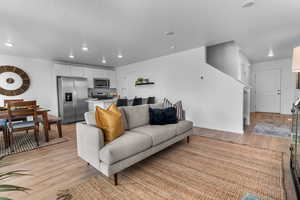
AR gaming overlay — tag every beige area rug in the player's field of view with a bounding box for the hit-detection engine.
[58,136,286,200]
[0,131,68,157]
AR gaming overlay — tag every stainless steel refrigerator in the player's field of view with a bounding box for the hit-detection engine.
[57,76,88,124]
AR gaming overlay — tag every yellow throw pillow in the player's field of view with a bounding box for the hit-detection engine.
[95,103,124,143]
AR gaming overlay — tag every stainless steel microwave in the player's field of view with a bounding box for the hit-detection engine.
[94,78,110,88]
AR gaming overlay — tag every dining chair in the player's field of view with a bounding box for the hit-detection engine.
[7,100,40,147]
[4,99,27,122]
[116,98,128,107]
[147,97,155,104]
[132,97,143,106]
[4,99,24,105]
[0,119,9,148]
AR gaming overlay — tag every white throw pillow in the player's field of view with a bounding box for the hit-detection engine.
[84,111,97,126]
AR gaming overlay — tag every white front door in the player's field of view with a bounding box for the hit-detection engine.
[255,69,281,113]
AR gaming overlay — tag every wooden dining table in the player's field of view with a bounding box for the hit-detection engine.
[0,108,51,142]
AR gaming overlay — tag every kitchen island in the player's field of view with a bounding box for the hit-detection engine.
[86,98,117,111]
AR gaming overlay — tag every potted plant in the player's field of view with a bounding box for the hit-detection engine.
[135,78,144,85]
[0,157,30,200]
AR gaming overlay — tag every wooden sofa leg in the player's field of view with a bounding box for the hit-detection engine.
[114,173,118,186]
[187,136,190,143]
[87,162,90,166]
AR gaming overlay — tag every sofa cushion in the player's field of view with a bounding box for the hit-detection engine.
[132,125,176,146]
[99,131,152,164]
[84,111,96,126]
[149,103,163,109]
[122,104,150,129]
[176,120,193,135]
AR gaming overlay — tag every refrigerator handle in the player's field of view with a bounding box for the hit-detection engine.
[73,87,78,118]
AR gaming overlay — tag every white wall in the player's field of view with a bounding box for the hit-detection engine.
[206,42,251,85]
[116,47,245,134]
[239,51,251,85]
[0,54,116,116]
[251,59,296,114]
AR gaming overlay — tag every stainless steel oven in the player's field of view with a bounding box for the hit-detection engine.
[94,78,110,88]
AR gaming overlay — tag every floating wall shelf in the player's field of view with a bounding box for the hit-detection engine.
[135,82,155,86]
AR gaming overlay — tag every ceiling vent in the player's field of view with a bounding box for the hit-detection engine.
[164,31,175,36]
[242,0,255,8]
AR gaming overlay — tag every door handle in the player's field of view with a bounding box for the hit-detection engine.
[277,89,281,95]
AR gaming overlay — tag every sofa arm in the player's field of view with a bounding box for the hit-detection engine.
[76,122,105,167]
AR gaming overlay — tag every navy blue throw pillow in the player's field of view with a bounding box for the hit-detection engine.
[149,107,178,125]
[163,107,178,124]
[149,108,165,125]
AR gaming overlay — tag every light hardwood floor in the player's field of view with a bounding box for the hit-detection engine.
[1,112,297,200]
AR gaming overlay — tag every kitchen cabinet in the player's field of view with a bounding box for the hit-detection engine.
[54,64,117,89]
[107,70,117,88]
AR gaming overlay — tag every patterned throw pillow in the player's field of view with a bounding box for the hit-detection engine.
[173,101,184,121]
[163,98,184,121]
[163,98,173,108]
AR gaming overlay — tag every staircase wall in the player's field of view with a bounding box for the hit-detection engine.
[116,47,245,134]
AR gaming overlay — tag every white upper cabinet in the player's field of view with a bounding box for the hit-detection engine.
[106,70,117,88]
[54,64,116,88]
[54,64,72,76]
[70,67,85,77]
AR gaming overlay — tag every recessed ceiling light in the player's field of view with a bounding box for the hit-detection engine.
[69,53,74,59]
[242,0,255,8]
[165,31,175,36]
[268,49,274,57]
[81,44,88,52]
[170,45,176,49]
[117,53,123,59]
[4,42,13,47]
[101,57,107,64]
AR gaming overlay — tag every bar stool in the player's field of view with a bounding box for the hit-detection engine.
[132,98,143,106]
[147,97,155,104]
[116,99,128,107]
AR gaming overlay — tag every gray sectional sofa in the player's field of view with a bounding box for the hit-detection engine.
[76,103,193,185]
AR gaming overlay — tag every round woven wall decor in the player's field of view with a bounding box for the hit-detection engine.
[0,66,30,96]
